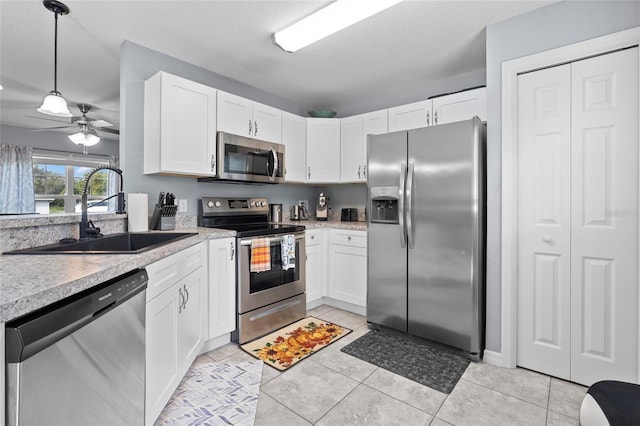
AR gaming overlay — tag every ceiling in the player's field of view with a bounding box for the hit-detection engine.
[0,0,554,142]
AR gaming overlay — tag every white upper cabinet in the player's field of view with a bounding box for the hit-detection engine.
[431,87,486,125]
[387,87,486,132]
[340,110,388,183]
[307,118,341,183]
[362,110,388,179]
[282,112,307,182]
[340,115,364,183]
[217,91,282,143]
[388,100,430,132]
[144,71,217,177]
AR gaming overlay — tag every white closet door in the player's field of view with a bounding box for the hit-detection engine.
[570,47,639,385]
[516,64,572,380]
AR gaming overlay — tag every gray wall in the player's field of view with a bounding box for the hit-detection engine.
[484,0,640,353]
[1,124,119,157]
[120,41,318,216]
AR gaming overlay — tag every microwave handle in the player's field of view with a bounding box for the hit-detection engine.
[268,148,278,182]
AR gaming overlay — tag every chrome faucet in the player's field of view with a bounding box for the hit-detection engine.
[80,165,125,239]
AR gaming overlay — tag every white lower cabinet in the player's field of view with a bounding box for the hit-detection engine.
[305,229,326,306]
[327,229,367,307]
[145,242,207,426]
[208,238,236,339]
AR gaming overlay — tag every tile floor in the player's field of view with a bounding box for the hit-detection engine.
[198,305,588,426]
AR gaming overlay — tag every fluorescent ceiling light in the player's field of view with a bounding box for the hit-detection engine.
[273,0,403,53]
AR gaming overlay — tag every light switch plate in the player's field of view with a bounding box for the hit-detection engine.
[179,199,188,213]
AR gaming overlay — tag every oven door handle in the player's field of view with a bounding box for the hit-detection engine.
[239,234,303,246]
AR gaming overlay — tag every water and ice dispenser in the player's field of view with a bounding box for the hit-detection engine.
[370,186,400,223]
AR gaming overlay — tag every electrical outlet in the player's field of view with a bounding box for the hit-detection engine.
[179,199,188,213]
[299,200,309,208]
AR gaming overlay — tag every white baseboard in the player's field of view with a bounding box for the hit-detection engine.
[199,333,232,355]
[322,297,366,316]
[483,349,504,367]
[306,298,325,311]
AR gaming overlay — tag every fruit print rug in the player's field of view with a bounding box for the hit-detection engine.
[240,316,352,371]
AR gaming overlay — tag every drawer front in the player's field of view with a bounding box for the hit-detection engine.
[329,229,367,248]
[146,242,205,301]
[305,229,323,246]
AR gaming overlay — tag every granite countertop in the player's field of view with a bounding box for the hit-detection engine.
[0,228,234,323]
[0,221,366,323]
[285,219,368,231]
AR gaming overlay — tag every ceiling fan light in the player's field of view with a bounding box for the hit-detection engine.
[68,129,100,146]
[273,0,403,52]
[37,91,73,117]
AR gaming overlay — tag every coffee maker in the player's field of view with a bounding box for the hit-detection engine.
[316,193,328,221]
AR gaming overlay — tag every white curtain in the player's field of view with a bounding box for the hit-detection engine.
[0,144,35,214]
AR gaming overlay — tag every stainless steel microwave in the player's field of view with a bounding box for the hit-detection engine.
[198,132,285,184]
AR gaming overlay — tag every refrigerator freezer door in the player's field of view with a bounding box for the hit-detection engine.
[407,118,484,355]
[367,131,408,332]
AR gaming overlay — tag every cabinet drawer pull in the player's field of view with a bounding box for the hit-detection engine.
[178,287,184,313]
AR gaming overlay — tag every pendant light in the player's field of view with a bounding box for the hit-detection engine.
[37,0,73,118]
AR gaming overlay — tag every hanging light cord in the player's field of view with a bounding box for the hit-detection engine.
[53,10,59,93]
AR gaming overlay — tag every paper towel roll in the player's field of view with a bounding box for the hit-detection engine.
[127,193,149,232]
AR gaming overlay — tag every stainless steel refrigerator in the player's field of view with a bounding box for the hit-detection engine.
[367,117,485,360]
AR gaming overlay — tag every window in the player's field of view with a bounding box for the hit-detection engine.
[32,150,119,214]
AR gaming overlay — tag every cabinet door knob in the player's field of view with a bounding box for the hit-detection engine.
[311,235,315,240]
[543,235,552,243]
[348,236,352,241]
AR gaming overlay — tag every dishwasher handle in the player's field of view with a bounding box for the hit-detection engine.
[5,269,147,363]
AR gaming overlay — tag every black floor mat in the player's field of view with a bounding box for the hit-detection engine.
[340,329,470,394]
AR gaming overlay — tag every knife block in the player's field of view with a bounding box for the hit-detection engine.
[150,205,177,230]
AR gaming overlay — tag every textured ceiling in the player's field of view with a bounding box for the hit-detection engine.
[0,0,553,140]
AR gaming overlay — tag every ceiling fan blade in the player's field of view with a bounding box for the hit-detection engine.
[26,115,73,124]
[89,119,114,128]
[97,127,120,135]
[31,125,75,132]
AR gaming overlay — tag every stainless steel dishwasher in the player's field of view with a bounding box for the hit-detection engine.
[5,269,147,426]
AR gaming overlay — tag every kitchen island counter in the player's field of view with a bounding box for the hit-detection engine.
[0,228,234,323]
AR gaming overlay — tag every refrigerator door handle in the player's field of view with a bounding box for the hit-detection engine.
[406,161,416,249]
[399,162,407,248]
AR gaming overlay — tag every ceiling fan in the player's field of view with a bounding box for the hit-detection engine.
[31,103,120,136]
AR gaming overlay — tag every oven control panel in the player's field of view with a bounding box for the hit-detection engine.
[199,197,269,215]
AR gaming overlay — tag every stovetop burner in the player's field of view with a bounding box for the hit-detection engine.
[197,196,305,237]
[219,222,305,238]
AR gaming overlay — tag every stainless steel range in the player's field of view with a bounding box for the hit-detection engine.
[198,197,306,343]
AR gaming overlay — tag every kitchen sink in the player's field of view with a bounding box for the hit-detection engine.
[3,232,199,255]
